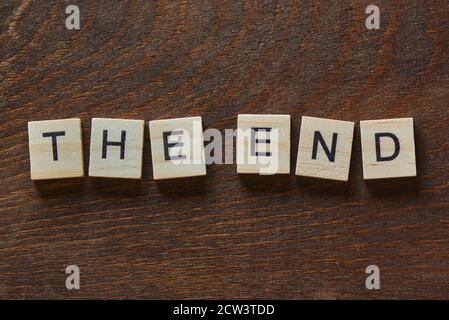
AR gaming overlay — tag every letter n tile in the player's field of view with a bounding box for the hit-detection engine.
[295,116,354,181]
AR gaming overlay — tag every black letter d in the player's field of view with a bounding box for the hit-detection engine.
[375,133,400,162]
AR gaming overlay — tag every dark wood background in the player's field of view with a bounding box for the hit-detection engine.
[0,0,448,299]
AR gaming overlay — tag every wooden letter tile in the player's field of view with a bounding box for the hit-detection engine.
[237,114,290,175]
[295,116,354,181]
[149,116,206,180]
[360,118,416,180]
[28,118,84,180]
[88,118,144,179]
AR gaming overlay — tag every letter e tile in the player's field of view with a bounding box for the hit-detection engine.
[149,116,206,180]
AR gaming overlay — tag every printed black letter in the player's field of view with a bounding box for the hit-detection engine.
[312,131,337,162]
[102,130,126,159]
[163,130,187,161]
[251,127,272,157]
[42,131,66,161]
[375,133,400,161]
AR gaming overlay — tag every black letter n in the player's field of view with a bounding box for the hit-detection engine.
[312,131,338,162]
[163,130,187,161]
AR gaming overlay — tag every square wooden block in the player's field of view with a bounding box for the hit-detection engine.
[149,116,206,180]
[295,116,354,181]
[360,118,416,180]
[28,118,84,180]
[88,118,144,179]
[237,114,290,175]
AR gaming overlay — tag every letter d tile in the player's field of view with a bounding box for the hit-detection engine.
[360,118,416,179]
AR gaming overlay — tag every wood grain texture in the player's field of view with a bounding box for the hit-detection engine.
[0,0,448,299]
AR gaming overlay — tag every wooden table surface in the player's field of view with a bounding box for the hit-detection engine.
[1,0,448,299]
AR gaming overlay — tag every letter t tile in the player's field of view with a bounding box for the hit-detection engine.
[28,118,84,180]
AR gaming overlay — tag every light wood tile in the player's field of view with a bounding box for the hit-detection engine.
[236,114,291,175]
[28,118,84,180]
[149,116,206,180]
[88,118,144,179]
[295,116,354,181]
[360,118,416,180]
